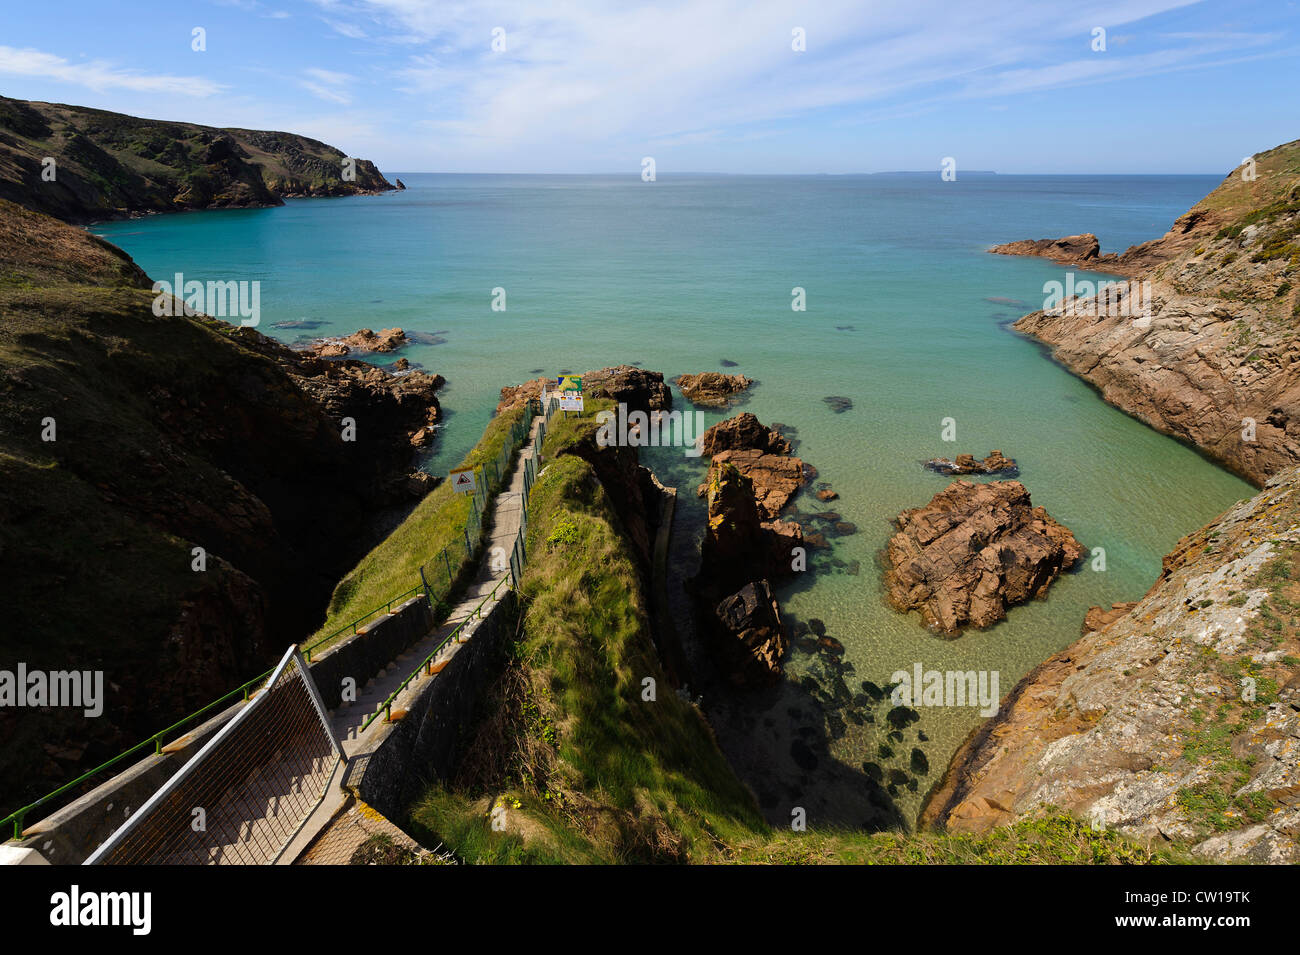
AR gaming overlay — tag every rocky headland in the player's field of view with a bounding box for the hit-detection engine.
[1002,138,1300,487]
[0,96,396,223]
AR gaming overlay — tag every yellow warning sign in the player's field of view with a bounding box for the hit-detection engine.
[449,466,477,494]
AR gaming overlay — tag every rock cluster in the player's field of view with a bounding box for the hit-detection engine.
[883,480,1083,634]
[692,412,813,686]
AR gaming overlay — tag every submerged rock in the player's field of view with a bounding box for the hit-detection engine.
[884,480,1083,634]
[823,396,853,413]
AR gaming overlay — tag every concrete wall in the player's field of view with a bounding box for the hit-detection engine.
[356,591,517,820]
[8,596,437,865]
[309,596,435,710]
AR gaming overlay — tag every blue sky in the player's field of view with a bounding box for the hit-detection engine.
[0,0,1297,174]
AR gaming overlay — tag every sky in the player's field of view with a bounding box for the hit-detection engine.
[0,0,1297,174]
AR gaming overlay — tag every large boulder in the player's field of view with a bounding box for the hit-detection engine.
[674,372,753,407]
[713,580,788,686]
[699,412,790,456]
[884,480,1083,634]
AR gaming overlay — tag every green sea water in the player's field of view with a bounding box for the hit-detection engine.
[94,173,1254,827]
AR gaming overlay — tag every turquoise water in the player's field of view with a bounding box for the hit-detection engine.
[95,174,1253,824]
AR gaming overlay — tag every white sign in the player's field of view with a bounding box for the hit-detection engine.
[450,467,476,494]
[559,395,583,412]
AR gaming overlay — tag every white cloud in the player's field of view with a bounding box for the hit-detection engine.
[0,45,224,97]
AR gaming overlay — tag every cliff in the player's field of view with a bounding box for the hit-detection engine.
[922,468,1300,862]
[0,96,394,223]
[0,198,438,816]
[1004,138,1300,486]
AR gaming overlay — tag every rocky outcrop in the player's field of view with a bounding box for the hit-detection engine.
[924,450,1017,476]
[696,413,807,519]
[699,463,803,595]
[713,581,788,687]
[586,365,672,412]
[673,372,753,407]
[305,327,408,358]
[1005,139,1300,486]
[989,233,1105,269]
[922,468,1300,864]
[699,412,790,456]
[884,481,1083,634]
[0,95,395,223]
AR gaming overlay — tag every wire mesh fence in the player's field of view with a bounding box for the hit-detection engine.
[85,648,342,866]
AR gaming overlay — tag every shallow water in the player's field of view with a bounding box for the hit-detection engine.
[96,173,1253,825]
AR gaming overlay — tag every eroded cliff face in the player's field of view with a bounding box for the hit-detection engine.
[922,468,1300,863]
[1007,138,1300,487]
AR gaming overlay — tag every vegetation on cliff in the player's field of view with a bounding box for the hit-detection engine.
[0,198,432,819]
[0,96,394,223]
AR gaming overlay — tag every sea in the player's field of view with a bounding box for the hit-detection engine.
[94,172,1253,826]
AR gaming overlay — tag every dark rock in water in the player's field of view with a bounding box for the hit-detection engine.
[887,706,920,730]
[528,368,545,374]
[394,178,406,190]
[720,358,739,367]
[818,636,845,656]
[404,330,448,346]
[805,532,829,549]
[862,762,884,783]
[812,511,841,523]
[918,730,929,742]
[272,319,325,330]
[888,730,903,743]
[984,296,1029,308]
[911,748,930,775]
[809,618,827,637]
[835,325,855,331]
[790,739,819,771]
[816,488,838,502]
[823,395,853,413]
[861,680,884,701]
[878,742,894,759]
[888,768,910,787]
[924,449,1018,477]
[834,521,857,535]
[844,560,861,576]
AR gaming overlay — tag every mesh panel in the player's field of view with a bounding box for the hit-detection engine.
[90,652,339,865]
